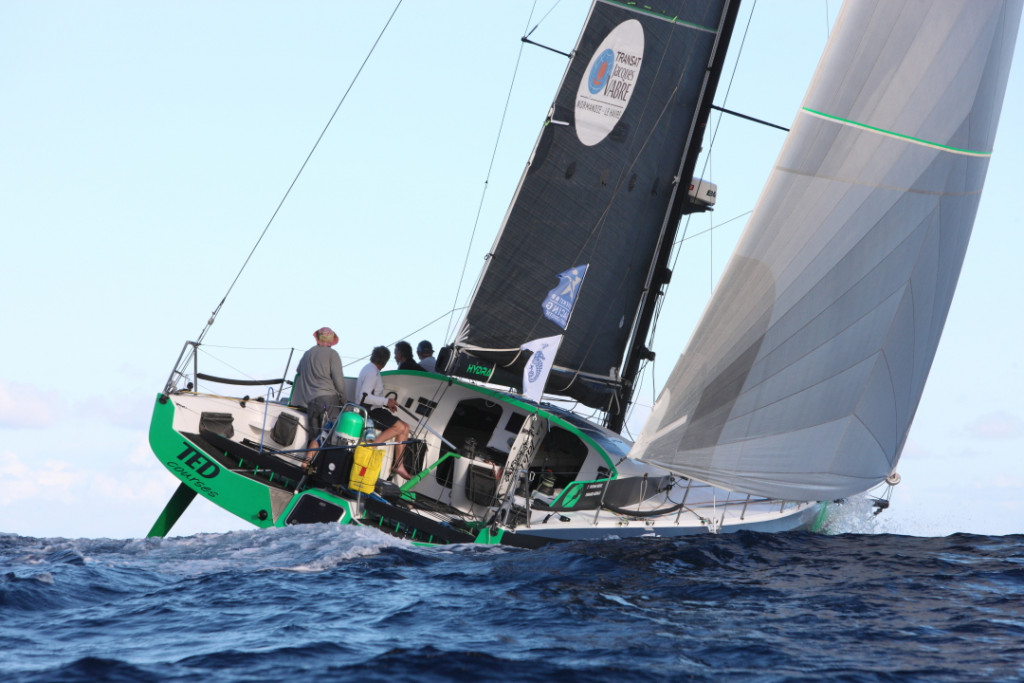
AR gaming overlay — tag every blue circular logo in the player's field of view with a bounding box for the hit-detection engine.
[588,49,614,94]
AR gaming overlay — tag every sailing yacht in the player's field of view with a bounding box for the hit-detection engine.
[148,0,1022,546]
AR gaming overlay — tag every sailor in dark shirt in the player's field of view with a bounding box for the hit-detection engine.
[393,341,425,372]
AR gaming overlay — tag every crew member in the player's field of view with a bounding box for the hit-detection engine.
[291,326,347,456]
[416,340,436,372]
[355,346,413,480]
[394,341,424,371]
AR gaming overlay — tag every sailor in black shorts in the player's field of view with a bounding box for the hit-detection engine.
[354,346,413,480]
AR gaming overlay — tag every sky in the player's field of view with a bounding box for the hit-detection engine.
[1,1,1021,539]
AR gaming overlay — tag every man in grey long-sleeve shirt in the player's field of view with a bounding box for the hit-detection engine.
[291,326,347,455]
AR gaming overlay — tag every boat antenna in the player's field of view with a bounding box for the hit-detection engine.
[193,1,404,346]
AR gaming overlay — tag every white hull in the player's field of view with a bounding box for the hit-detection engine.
[150,369,827,545]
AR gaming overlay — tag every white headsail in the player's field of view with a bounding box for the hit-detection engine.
[633,0,1023,500]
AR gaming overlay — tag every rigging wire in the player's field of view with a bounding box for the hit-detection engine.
[525,0,562,38]
[192,0,404,347]
[399,307,466,349]
[443,1,542,344]
[676,210,752,245]
[664,3,757,289]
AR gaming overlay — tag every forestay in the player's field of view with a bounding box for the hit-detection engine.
[633,0,1023,500]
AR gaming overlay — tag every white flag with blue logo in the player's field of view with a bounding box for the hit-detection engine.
[542,264,588,330]
[520,335,563,403]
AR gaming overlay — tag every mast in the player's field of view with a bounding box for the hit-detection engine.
[607,0,742,433]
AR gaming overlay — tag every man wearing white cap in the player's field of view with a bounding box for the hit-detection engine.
[291,326,347,454]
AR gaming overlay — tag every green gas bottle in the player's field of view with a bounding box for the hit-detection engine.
[336,409,365,444]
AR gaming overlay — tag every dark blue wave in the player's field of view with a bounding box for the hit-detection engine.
[1,527,1022,682]
[11,657,163,683]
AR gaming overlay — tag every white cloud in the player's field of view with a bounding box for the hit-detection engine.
[92,471,171,502]
[991,475,1023,489]
[898,436,934,460]
[994,498,1024,517]
[0,442,246,538]
[0,450,79,505]
[0,433,162,509]
[0,380,61,429]
[0,441,190,537]
[965,411,1024,439]
[76,392,152,430]
[126,434,157,466]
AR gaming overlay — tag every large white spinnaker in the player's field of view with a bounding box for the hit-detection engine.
[632,0,1023,500]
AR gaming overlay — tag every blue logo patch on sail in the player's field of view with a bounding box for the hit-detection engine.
[588,49,614,94]
[542,264,588,330]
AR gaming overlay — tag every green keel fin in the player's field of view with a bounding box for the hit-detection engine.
[147,483,198,537]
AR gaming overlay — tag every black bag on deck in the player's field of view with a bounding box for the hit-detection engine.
[270,412,299,446]
[199,412,234,439]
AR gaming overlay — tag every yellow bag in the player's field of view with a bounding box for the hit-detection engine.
[349,444,384,493]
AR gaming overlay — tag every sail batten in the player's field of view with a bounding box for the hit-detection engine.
[632,0,1022,501]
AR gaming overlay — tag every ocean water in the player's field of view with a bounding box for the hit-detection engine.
[2,504,1022,682]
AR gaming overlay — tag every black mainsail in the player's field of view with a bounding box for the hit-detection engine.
[446,0,739,426]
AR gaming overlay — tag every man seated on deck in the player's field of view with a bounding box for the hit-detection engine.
[355,346,413,481]
[290,326,346,460]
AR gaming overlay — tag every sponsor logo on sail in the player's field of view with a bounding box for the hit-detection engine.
[588,49,615,94]
[543,264,588,329]
[575,19,644,146]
